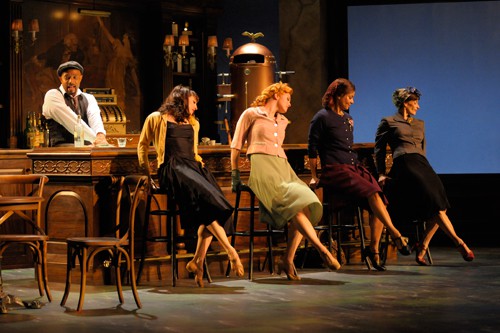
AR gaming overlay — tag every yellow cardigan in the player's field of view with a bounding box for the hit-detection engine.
[137,111,202,177]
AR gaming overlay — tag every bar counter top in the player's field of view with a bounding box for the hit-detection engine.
[23,142,378,177]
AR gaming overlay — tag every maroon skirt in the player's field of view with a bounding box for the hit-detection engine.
[318,163,387,211]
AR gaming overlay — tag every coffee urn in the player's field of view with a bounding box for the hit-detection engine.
[229,41,276,131]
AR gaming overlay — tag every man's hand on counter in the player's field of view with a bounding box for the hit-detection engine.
[93,133,110,146]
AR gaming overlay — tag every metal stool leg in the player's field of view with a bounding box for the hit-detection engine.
[136,194,153,284]
[415,220,433,265]
[227,185,278,280]
[225,188,241,277]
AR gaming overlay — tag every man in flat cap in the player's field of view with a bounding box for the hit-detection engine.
[42,61,109,146]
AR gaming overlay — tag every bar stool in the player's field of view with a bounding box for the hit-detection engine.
[136,185,211,287]
[301,188,367,268]
[225,184,284,280]
[413,220,433,264]
[380,219,433,266]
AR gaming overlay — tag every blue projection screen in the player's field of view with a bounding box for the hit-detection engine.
[348,1,500,174]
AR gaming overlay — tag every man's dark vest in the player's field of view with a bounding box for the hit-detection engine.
[45,92,89,146]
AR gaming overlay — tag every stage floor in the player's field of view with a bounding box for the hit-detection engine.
[1,246,499,332]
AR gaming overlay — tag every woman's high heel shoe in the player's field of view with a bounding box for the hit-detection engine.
[229,255,245,277]
[394,236,412,256]
[186,260,204,288]
[457,242,474,262]
[319,251,341,271]
[277,260,301,281]
[362,247,386,271]
[415,243,429,266]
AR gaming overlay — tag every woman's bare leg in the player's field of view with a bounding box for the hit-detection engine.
[291,211,340,270]
[186,225,212,287]
[206,221,244,277]
[368,193,401,239]
[284,221,303,265]
[369,215,385,252]
[428,210,464,246]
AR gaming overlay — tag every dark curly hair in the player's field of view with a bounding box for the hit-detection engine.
[158,85,199,123]
[392,87,421,110]
[322,78,355,109]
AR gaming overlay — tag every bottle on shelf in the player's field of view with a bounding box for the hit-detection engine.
[32,114,40,148]
[44,122,50,147]
[189,46,196,74]
[176,54,183,73]
[74,114,84,147]
[24,112,35,149]
[35,113,44,147]
[183,53,190,73]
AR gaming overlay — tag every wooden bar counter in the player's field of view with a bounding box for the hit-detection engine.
[26,146,150,283]
[21,143,379,284]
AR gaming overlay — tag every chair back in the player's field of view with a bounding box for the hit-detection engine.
[114,175,148,250]
[0,174,49,233]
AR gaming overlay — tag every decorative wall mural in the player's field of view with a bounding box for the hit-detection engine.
[21,2,142,133]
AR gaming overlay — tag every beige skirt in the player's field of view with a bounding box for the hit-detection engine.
[248,154,322,229]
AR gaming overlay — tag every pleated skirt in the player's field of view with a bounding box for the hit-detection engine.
[248,154,322,229]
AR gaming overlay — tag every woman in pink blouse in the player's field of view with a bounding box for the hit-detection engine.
[230,82,341,280]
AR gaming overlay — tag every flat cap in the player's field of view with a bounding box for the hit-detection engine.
[57,61,84,77]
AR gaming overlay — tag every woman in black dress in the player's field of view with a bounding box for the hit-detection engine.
[138,85,244,286]
[375,87,474,265]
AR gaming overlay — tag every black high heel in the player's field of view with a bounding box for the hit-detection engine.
[394,237,412,256]
[363,247,386,271]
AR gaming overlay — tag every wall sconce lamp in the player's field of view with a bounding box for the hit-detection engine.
[163,34,175,67]
[207,35,218,70]
[28,19,39,45]
[11,18,39,54]
[222,37,233,58]
[178,35,189,55]
[11,19,23,54]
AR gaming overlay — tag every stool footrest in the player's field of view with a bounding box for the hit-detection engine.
[232,230,283,237]
[236,207,259,212]
[150,210,180,216]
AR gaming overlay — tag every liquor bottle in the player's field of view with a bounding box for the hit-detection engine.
[189,46,196,74]
[183,54,189,73]
[44,122,50,147]
[32,114,40,148]
[36,114,44,147]
[24,113,35,149]
[74,115,84,147]
[176,54,183,73]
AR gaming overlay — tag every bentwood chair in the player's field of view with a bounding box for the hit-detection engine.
[60,175,146,311]
[0,174,51,302]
